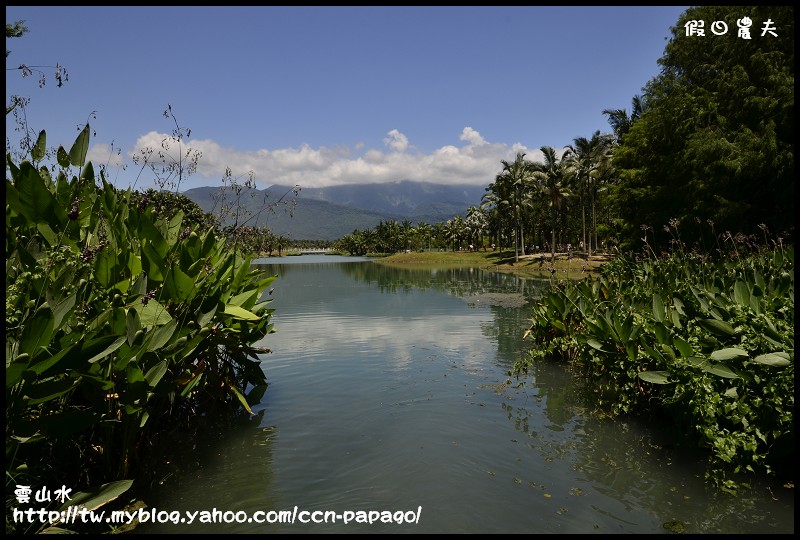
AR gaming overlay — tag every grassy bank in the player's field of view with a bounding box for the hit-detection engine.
[376,249,610,280]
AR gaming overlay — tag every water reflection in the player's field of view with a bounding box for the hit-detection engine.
[139,257,793,534]
[498,357,795,534]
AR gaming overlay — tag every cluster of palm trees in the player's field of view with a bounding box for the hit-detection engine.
[334,131,619,259]
[333,214,490,256]
[220,224,292,257]
[333,97,644,258]
[481,131,616,263]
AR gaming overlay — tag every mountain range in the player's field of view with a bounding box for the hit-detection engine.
[181,180,487,241]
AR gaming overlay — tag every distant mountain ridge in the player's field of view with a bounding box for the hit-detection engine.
[181,180,487,241]
[274,180,486,218]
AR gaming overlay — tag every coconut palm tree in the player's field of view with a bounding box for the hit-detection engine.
[415,221,433,251]
[531,146,571,262]
[602,94,647,143]
[444,215,466,251]
[465,205,489,250]
[482,152,533,262]
[564,131,614,256]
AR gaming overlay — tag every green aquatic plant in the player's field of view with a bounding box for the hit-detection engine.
[6,126,276,533]
[516,222,793,492]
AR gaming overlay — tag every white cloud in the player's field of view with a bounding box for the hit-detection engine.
[459,126,486,146]
[383,129,409,153]
[121,127,550,189]
[87,143,125,169]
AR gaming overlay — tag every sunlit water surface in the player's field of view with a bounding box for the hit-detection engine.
[140,255,794,534]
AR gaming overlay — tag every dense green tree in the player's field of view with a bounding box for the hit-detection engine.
[610,6,794,250]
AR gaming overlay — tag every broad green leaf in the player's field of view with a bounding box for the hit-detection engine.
[686,356,709,369]
[114,278,130,294]
[661,344,676,362]
[139,214,167,256]
[724,387,739,398]
[673,336,694,358]
[16,162,57,225]
[6,359,29,389]
[704,363,739,379]
[59,480,133,512]
[229,289,258,308]
[672,296,686,316]
[652,293,665,323]
[640,340,666,364]
[753,268,765,289]
[56,145,70,168]
[733,280,750,307]
[699,318,736,337]
[24,344,76,378]
[69,124,90,167]
[128,254,143,278]
[772,249,783,267]
[223,304,261,321]
[87,336,127,364]
[164,265,195,302]
[32,130,46,161]
[144,360,169,387]
[142,241,165,281]
[138,300,173,326]
[36,222,58,246]
[94,247,116,288]
[129,271,147,299]
[586,339,611,353]
[25,378,79,405]
[749,293,762,314]
[197,305,217,328]
[145,318,177,352]
[126,308,142,346]
[165,210,184,244]
[752,352,791,367]
[686,356,739,378]
[80,161,94,184]
[550,294,565,317]
[625,340,638,361]
[638,371,671,384]
[654,322,670,345]
[20,306,55,356]
[109,307,127,336]
[51,293,77,331]
[710,347,748,362]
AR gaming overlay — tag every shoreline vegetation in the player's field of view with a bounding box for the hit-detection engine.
[375,249,610,280]
[260,249,611,281]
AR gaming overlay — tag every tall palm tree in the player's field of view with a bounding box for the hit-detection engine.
[602,94,647,143]
[531,146,571,262]
[564,131,613,256]
[444,215,466,251]
[482,152,533,262]
[415,221,432,251]
[589,141,615,253]
[465,205,488,250]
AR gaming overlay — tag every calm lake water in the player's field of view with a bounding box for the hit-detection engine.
[140,255,794,534]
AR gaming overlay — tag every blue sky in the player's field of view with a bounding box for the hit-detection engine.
[6,6,688,191]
